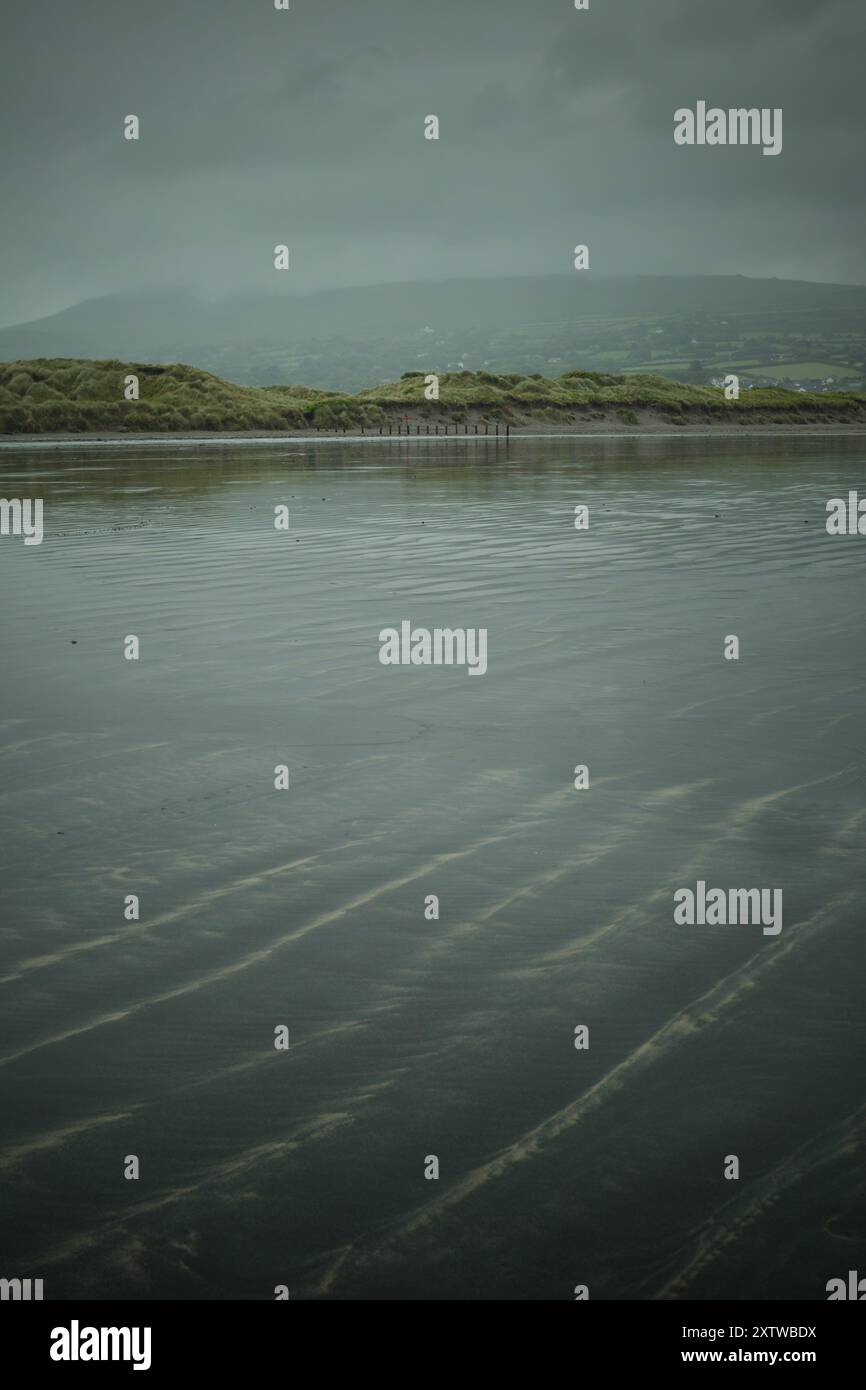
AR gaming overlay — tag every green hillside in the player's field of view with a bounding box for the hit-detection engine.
[1,276,864,393]
[1,358,864,434]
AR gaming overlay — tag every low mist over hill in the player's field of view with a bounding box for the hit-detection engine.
[1,275,864,395]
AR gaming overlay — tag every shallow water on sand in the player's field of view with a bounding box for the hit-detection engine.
[0,433,864,1300]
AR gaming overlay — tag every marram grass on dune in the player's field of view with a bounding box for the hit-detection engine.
[1,358,864,434]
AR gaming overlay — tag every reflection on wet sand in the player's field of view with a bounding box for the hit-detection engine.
[0,434,864,1299]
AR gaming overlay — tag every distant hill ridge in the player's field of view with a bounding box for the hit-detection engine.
[1,274,864,393]
[1,358,864,434]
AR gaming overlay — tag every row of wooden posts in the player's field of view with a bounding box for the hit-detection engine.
[314,422,510,437]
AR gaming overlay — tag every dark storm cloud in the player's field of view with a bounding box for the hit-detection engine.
[0,0,863,325]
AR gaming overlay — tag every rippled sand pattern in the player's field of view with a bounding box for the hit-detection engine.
[0,434,864,1299]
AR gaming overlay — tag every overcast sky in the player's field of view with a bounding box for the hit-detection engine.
[0,0,863,326]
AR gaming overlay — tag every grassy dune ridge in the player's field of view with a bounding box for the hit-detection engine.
[1,358,865,434]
